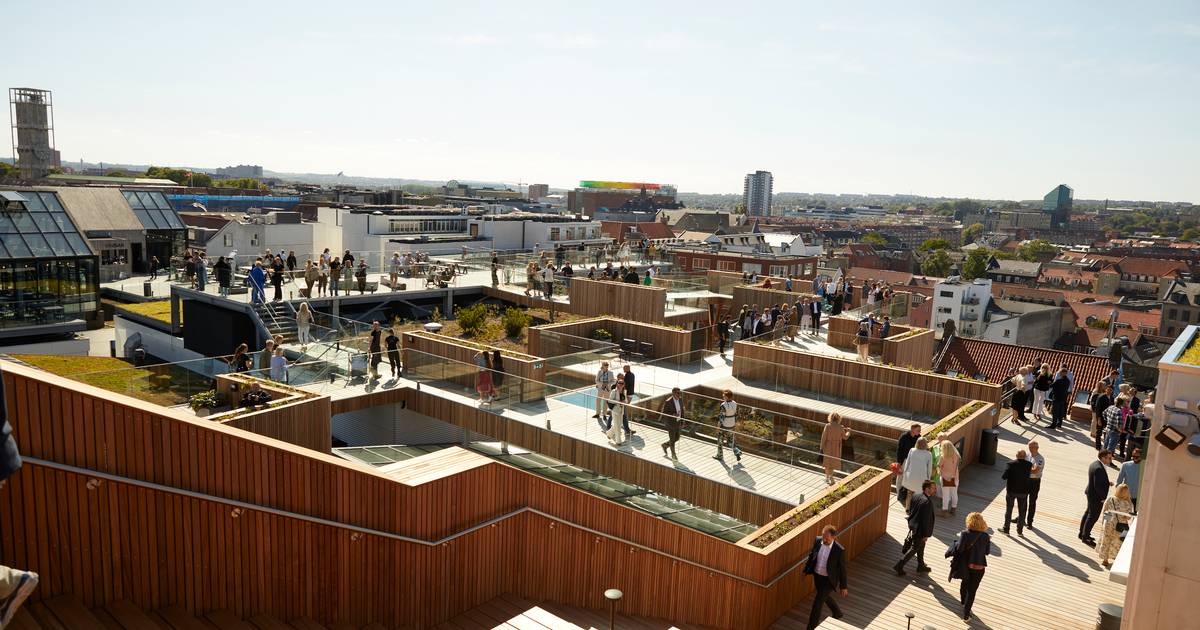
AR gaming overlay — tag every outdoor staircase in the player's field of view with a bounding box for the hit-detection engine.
[251,301,298,344]
[9,595,391,630]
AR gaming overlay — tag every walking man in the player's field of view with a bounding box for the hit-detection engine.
[1001,449,1033,536]
[1079,449,1113,546]
[717,315,730,358]
[894,480,936,576]
[714,389,741,462]
[1027,441,1045,529]
[803,525,848,630]
[660,387,683,459]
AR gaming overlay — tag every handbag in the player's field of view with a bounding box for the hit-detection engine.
[901,531,914,554]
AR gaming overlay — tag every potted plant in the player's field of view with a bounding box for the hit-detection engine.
[189,390,224,417]
[590,328,613,342]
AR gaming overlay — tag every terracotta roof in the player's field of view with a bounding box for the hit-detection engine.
[1039,267,1096,285]
[1069,302,1161,333]
[1101,256,1189,278]
[936,336,1111,401]
[1084,326,1143,347]
[841,267,914,286]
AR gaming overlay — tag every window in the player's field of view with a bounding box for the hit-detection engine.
[939,291,954,298]
[549,228,561,241]
[1003,329,1010,338]
[718,260,737,271]
[1170,308,1178,320]
[770,265,786,276]
[223,234,233,247]
[250,235,259,247]
[693,258,710,270]
[938,307,953,314]
[1183,310,1192,323]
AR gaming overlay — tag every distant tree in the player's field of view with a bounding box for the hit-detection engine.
[106,170,128,177]
[214,177,267,191]
[921,248,952,277]
[145,166,213,187]
[1182,228,1200,242]
[862,232,889,246]
[733,202,747,215]
[930,202,955,216]
[962,223,985,244]
[961,247,991,281]
[918,238,951,252]
[1015,239,1058,262]
[0,162,17,179]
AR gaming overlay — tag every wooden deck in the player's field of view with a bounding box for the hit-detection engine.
[772,415,1127,630]
[435,593,709,630]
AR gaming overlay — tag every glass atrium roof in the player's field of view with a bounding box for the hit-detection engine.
[122,190,186,230]
[334,441,759,542]
[0,191,93,259]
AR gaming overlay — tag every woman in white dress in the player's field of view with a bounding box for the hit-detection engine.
[607,379,627,444]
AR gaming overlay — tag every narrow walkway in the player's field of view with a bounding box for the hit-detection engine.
[772,417,1126,629]
[314,371,834,508]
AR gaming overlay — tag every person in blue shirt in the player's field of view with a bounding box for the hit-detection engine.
[248,261,267,304]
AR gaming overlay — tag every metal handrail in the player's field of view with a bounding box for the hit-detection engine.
[21,455,878,589]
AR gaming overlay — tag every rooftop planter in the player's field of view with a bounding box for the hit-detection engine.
[743,466,889,550]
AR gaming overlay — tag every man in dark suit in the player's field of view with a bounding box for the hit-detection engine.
[1079,449,1113,546]
[803,524,848,630]
[660,387,684,459]
[809,299,822,333]
[894,480,936,575]
[1001,449,1034,536]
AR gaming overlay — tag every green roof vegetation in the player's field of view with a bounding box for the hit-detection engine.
[11,354,208,407]
[114,300,179,326]
[750,468,887,548]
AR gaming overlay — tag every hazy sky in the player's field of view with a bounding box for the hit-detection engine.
[6,1,1199,201]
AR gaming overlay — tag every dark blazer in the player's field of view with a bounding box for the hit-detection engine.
[946,530,991,577]
[907,492,935,538]
[659,396,683,418]
[622,371,636,397]
[0,368,21,482]
[1051,375,1071,400]
[896,432,919,464]
[802,538,848,590]
[1002,459,1033,494]
[1085,459,1110,502]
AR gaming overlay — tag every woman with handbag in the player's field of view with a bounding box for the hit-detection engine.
[939,439,961,514]
[946,512,991,621]
[1098,483,1134,568]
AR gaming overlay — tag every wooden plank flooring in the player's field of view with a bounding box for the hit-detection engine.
[436,593,710,630]
[772,415,1127,630]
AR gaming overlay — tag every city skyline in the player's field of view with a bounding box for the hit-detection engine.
[6,1,1200,202]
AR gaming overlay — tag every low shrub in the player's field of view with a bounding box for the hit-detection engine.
[189,389,225,411]
[750,468,886,548]
[454,304,492,337]
[501,307,531,338]
[590,328,613,342]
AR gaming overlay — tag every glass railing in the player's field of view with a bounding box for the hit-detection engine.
[399,347,865,504]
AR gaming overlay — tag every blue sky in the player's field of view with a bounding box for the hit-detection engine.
[6,1,1199,201]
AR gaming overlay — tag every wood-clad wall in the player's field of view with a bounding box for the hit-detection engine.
[0,363,891,630]
[728,286,820,320]
[567,277,667,323]
[403,389,792,525]
[400,330,546,402]
[529,317,694,361]
[211,374,332,452]
[881,329,937,370]
[220,396,332,453]
[933,402,1000,467]
[733,341,1003,418]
